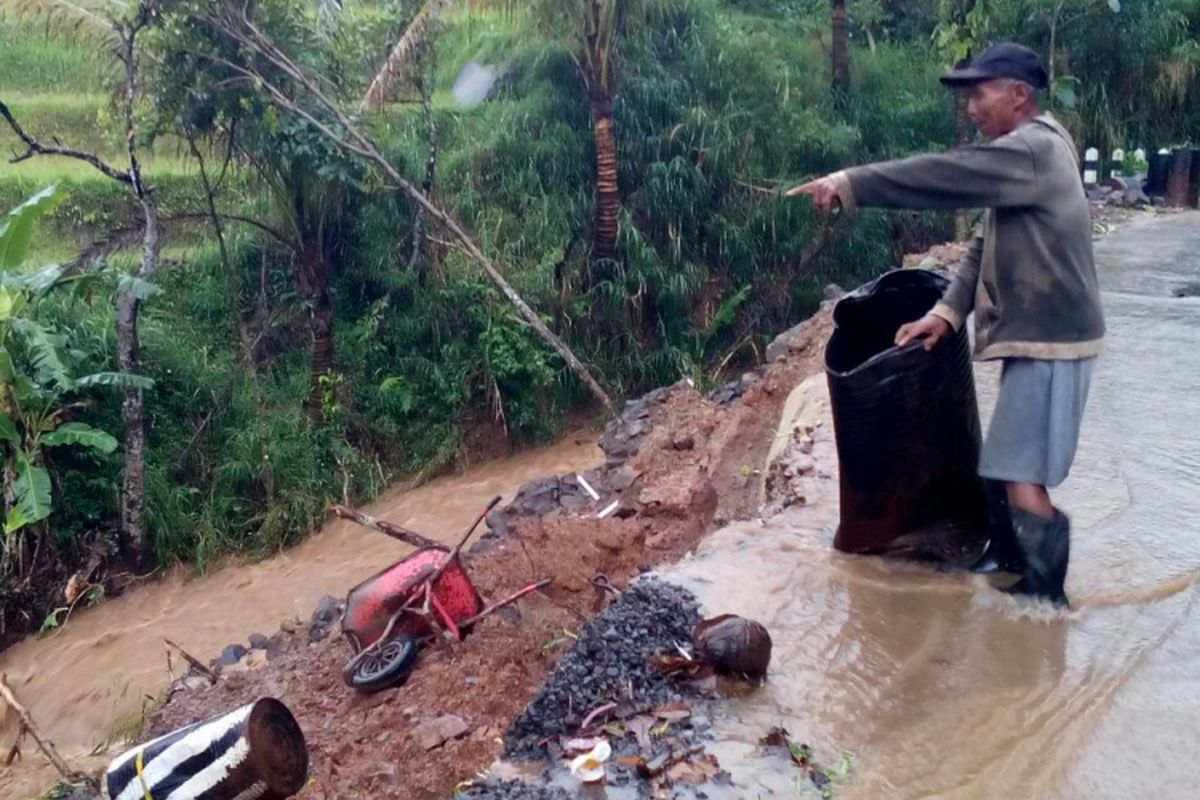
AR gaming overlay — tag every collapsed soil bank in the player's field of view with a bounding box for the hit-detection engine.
[143,309,834,800]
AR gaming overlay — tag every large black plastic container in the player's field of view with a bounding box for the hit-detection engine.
[1166,148,1195,208]
[1146,151,1170,197]
[825,269,988,564]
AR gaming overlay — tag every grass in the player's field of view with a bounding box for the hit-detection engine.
[0,153,197,181]
[0,162,244,264]
[0,91,127,156]
[0,13,118,94]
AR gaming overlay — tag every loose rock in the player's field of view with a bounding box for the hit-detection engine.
[484,474,596,540]
[214,643,247,668]
[222,649,269,674]
[308,595,344,643]
[414,714,471,750]
[608,465,640,492]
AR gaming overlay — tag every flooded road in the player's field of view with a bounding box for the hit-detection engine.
[662,211,1200,799]
[0,433,600,798]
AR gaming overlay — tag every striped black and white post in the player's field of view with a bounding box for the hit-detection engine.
[1083,147,1100,187]
[104,697,307,800]
[1110,148,1125,179]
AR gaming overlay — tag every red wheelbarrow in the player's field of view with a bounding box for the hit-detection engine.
[332,496,549,693]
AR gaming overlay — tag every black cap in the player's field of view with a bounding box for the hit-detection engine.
[940,42,1049,90]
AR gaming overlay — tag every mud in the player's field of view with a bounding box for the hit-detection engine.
[115,308,835,800]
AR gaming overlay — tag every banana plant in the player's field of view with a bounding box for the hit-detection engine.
[0,186,151,557]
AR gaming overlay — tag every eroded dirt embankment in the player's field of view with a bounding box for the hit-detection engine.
[145,309,833,800]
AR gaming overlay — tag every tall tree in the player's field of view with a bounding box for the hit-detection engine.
[1,0,163,560]
[485,1,667,266]
[368,1,661,266]
[359,0,447,278]
[153,4,357,418]
[1028,0,1123,105]
[831,0,852,93]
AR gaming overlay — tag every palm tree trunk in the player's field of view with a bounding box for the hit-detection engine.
[297,230,334,417]
[589,87,620,263]
[831,0,851,94]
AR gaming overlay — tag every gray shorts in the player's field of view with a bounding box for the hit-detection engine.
[978,357,1095,488]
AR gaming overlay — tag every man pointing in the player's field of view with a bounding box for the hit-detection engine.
[789,43,1104,607]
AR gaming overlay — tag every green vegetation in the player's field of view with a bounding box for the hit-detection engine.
[0,15,117,94]
[0,0,1197,640]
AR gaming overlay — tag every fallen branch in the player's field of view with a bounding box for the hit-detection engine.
[0,101,132,184]
[171,394,225,477]
[733,177,778,195]
[331,505,439,549]
[362,0,454,111]
[163,638,221,684]
[43,580,96,641]
[0,673,80,779]
[195,9,616,414]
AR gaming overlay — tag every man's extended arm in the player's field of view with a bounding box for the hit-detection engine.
[830,137,1041,212]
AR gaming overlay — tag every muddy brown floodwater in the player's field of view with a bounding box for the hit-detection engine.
[660,212,1200,799]
[0,433,601,799]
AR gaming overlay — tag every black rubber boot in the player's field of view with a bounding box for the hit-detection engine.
[969,480,1027,574]
[1003,506,1070,607]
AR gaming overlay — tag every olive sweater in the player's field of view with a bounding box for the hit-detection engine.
[831,113,1104,361]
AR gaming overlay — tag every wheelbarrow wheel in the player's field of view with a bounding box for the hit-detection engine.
[348,635,420,694]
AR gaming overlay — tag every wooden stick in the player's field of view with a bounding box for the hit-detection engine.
[0,673,79,779]
[164,638,220,683]
[331,505,438,549]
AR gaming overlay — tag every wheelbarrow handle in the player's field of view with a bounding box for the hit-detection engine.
[419,495,506,606]
[457,578,552,630]
[481,494,503,520]
[450,495,503,555]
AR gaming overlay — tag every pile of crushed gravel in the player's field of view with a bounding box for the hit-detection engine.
[503,577,700,759]
[457,782,572,800]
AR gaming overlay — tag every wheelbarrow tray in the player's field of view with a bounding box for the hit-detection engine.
[342,546,482,650]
